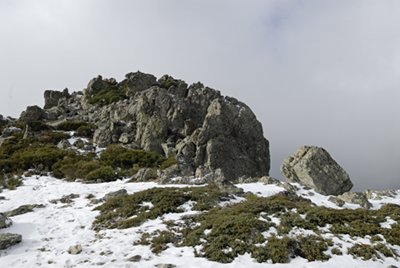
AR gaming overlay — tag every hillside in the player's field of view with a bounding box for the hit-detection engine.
[0,72,399,267]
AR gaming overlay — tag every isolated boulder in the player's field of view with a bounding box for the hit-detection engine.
[0,233,22,250]
[281,146,353,195]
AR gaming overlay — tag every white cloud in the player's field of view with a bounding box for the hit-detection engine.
[0,0,399,189]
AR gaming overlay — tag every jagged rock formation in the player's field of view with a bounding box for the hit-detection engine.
[281,146,353,195]
[19,71,270,181]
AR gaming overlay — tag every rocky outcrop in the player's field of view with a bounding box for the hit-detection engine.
[281,146,353,195]
[44,88,70,109]
[0,233,22,250]
[38,71,270,181]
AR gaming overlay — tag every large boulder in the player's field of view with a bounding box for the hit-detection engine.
[281,146,353,195]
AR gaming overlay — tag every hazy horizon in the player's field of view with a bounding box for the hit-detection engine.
[1,0,399,190]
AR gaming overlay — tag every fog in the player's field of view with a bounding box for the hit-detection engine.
[1,0,399,190]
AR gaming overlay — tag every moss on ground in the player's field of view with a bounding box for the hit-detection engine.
[88,85,128,106]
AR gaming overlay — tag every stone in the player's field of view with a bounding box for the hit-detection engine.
[328,196,345,207]
[1,126,22,138]
[258,176,282,185]
[57,139,72,150]
[19,105,46,122]
[44,89,70,109]
[281,146,353,196]
[282,182,299,193]
[337,192,372,209]
[133,168,158,182]
[209,169,244,195]
[103,189,127,201]
[0,213,12,229]
[155,264,177,268]
[0,233,22,250]
[4,204,45,217]
[67,244,82,255]
[73,139,85,149]
[127,255,142,262]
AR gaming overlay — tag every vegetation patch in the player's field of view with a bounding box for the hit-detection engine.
[88,85,128,106]
[105,190,400,264]
[55,120,95,138]
[92,184,228,230]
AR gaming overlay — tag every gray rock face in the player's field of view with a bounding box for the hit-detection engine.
[44,89,70,109]
[40,72,270,181]
[0,213,12,229]
[337,192,372,209]
[281,146,353,196]
[0,233,22,250]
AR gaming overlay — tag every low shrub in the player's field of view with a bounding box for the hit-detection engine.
[100,144,164,169]
[93,185,227,230]
[88,85,127,106]
[85,166,117,182]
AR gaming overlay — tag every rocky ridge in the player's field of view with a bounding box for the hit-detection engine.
[18,71,270,181]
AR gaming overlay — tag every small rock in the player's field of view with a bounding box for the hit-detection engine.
[337,192,372,209]
[1,126,22,138]
[68,244,82,255]
[133,168,158,182]
[328,196,345,207]
[103,189,127,201]
[4,204,45,217]
[0,213,12,229]
[155,264,177,268]
[127,255,142,262]
[0,233,22,250]
[0,196,5,200]
[282,182,298,193]
[258,176,281,185]
[57,139,72,150]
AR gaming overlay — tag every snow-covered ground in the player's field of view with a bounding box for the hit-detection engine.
[0,176,399,267]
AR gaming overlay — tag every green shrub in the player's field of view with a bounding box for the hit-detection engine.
[266,236,296,263]
[0,175,23,190]
[100,144,164,169]
[88,85,127,106]
[150,231,178,255]
[296,235,330,261]
[85,166,117,182]
[348,243,377,260]
[160,156,178,170]
[27,121,53,132]
[93,185,227,230]
[75,124,95,138]
[37,131,70,144]
[331,247,343,255]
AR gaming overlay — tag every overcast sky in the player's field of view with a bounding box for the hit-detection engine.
[1,0,399,190]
